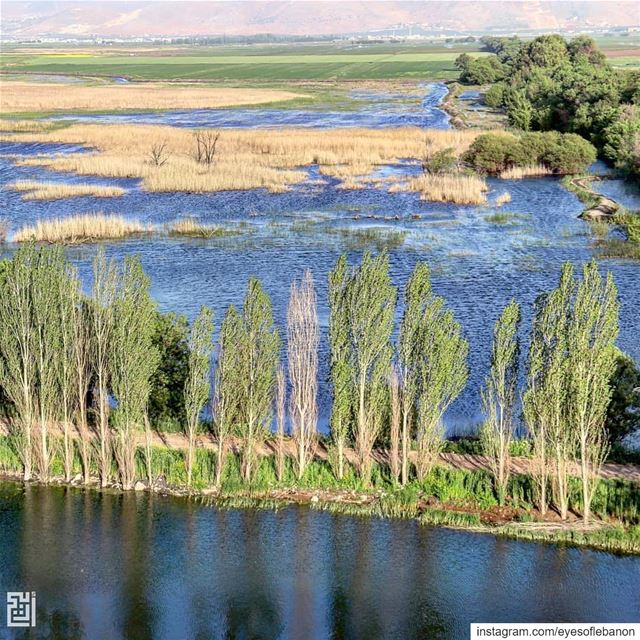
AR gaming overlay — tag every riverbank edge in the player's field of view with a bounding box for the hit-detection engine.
[2,469,638,557]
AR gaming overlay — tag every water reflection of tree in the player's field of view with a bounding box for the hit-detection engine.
[327,514,448,640]
[119,492,156,640]
[218,508,282,640]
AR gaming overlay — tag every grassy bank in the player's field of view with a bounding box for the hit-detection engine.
[1,434,638,555]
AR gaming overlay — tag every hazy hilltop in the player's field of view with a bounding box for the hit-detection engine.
[1,0,639,39]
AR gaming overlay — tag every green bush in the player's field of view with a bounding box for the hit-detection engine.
[148,311,190,430]
[464,131,596,175]
[484,83,506,108]
[463,132,517,173]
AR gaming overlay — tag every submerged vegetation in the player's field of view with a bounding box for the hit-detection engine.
[165,217,240,239]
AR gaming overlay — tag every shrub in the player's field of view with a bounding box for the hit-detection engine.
[484,83,506,108]
[465,131,596,175]
[606,351,640,442]
[463,132,517,173]
[148,311,190,430]
[543,133,597,173]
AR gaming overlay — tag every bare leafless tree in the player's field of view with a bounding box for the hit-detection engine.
[287,270,319,480]
[193,130,220,167]
[389,367,401,484]
[275,366,286,483]
[149,141,169,167]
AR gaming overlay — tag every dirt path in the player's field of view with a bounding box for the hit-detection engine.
[3,421,638,484]
[573,176,619,220]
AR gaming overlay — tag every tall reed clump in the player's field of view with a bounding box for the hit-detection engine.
[13,213,146,244]
[166,218,233,239]
[402,174,488,205]
[8,180,126,201]
[499,165,553,180]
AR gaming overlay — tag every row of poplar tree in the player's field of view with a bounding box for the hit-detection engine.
[0,247,618,523]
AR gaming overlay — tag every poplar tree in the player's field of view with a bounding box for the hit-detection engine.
[184,305,213,488]
[389,367,401,484]
[54,258,81,483]
[567,261,618,523]
[236,278,280,483]
[398,262,432,485]
[111,257,159,489]
[90,249,118,487]
[414,298,468,480]
[328,255,353,480]
[524,264,575,519]
[330,252,396,484]
[287,270,319,480]
[31,248,66,481]
[213,305,243,487]
[480,300,521,505]
[0,247,37,481]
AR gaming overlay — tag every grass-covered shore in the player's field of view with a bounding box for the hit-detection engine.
[1,434,638,555]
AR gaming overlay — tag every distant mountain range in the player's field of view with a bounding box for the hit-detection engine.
[1,1,638,39]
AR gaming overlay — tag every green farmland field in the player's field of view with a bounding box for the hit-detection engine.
[0,48,490,81]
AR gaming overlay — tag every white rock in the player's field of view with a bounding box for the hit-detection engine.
[133,481,146,491]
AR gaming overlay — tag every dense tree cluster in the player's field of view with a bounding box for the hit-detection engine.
[457,35,640,175]
[463,130,597,174]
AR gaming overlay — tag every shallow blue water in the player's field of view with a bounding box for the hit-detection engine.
[0,484,638,640]
[46,82,450,129]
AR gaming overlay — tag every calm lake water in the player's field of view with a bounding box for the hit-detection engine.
[0,483,639,640]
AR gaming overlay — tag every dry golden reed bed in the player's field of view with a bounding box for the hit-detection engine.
[13,213,147,243]
[499,164,553,179]
[0,81,307,113]
[495,191,512,206]
[396,174,489,205]
[8,180,126,200]
[2,123,480,196]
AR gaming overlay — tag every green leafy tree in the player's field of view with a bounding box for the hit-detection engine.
[214,305,243,487]
[0,248,38,480]
[235,278,281,483]
[566,261,619,523]
[328,255,354,480]
[398,262,432,485]
[606,352,640,442]
[414,296,468,480]
[184,305,213,488]
[148,312,190,429]
[90,249,118,487]
[111,257,159,489]
[480,300,521,505]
